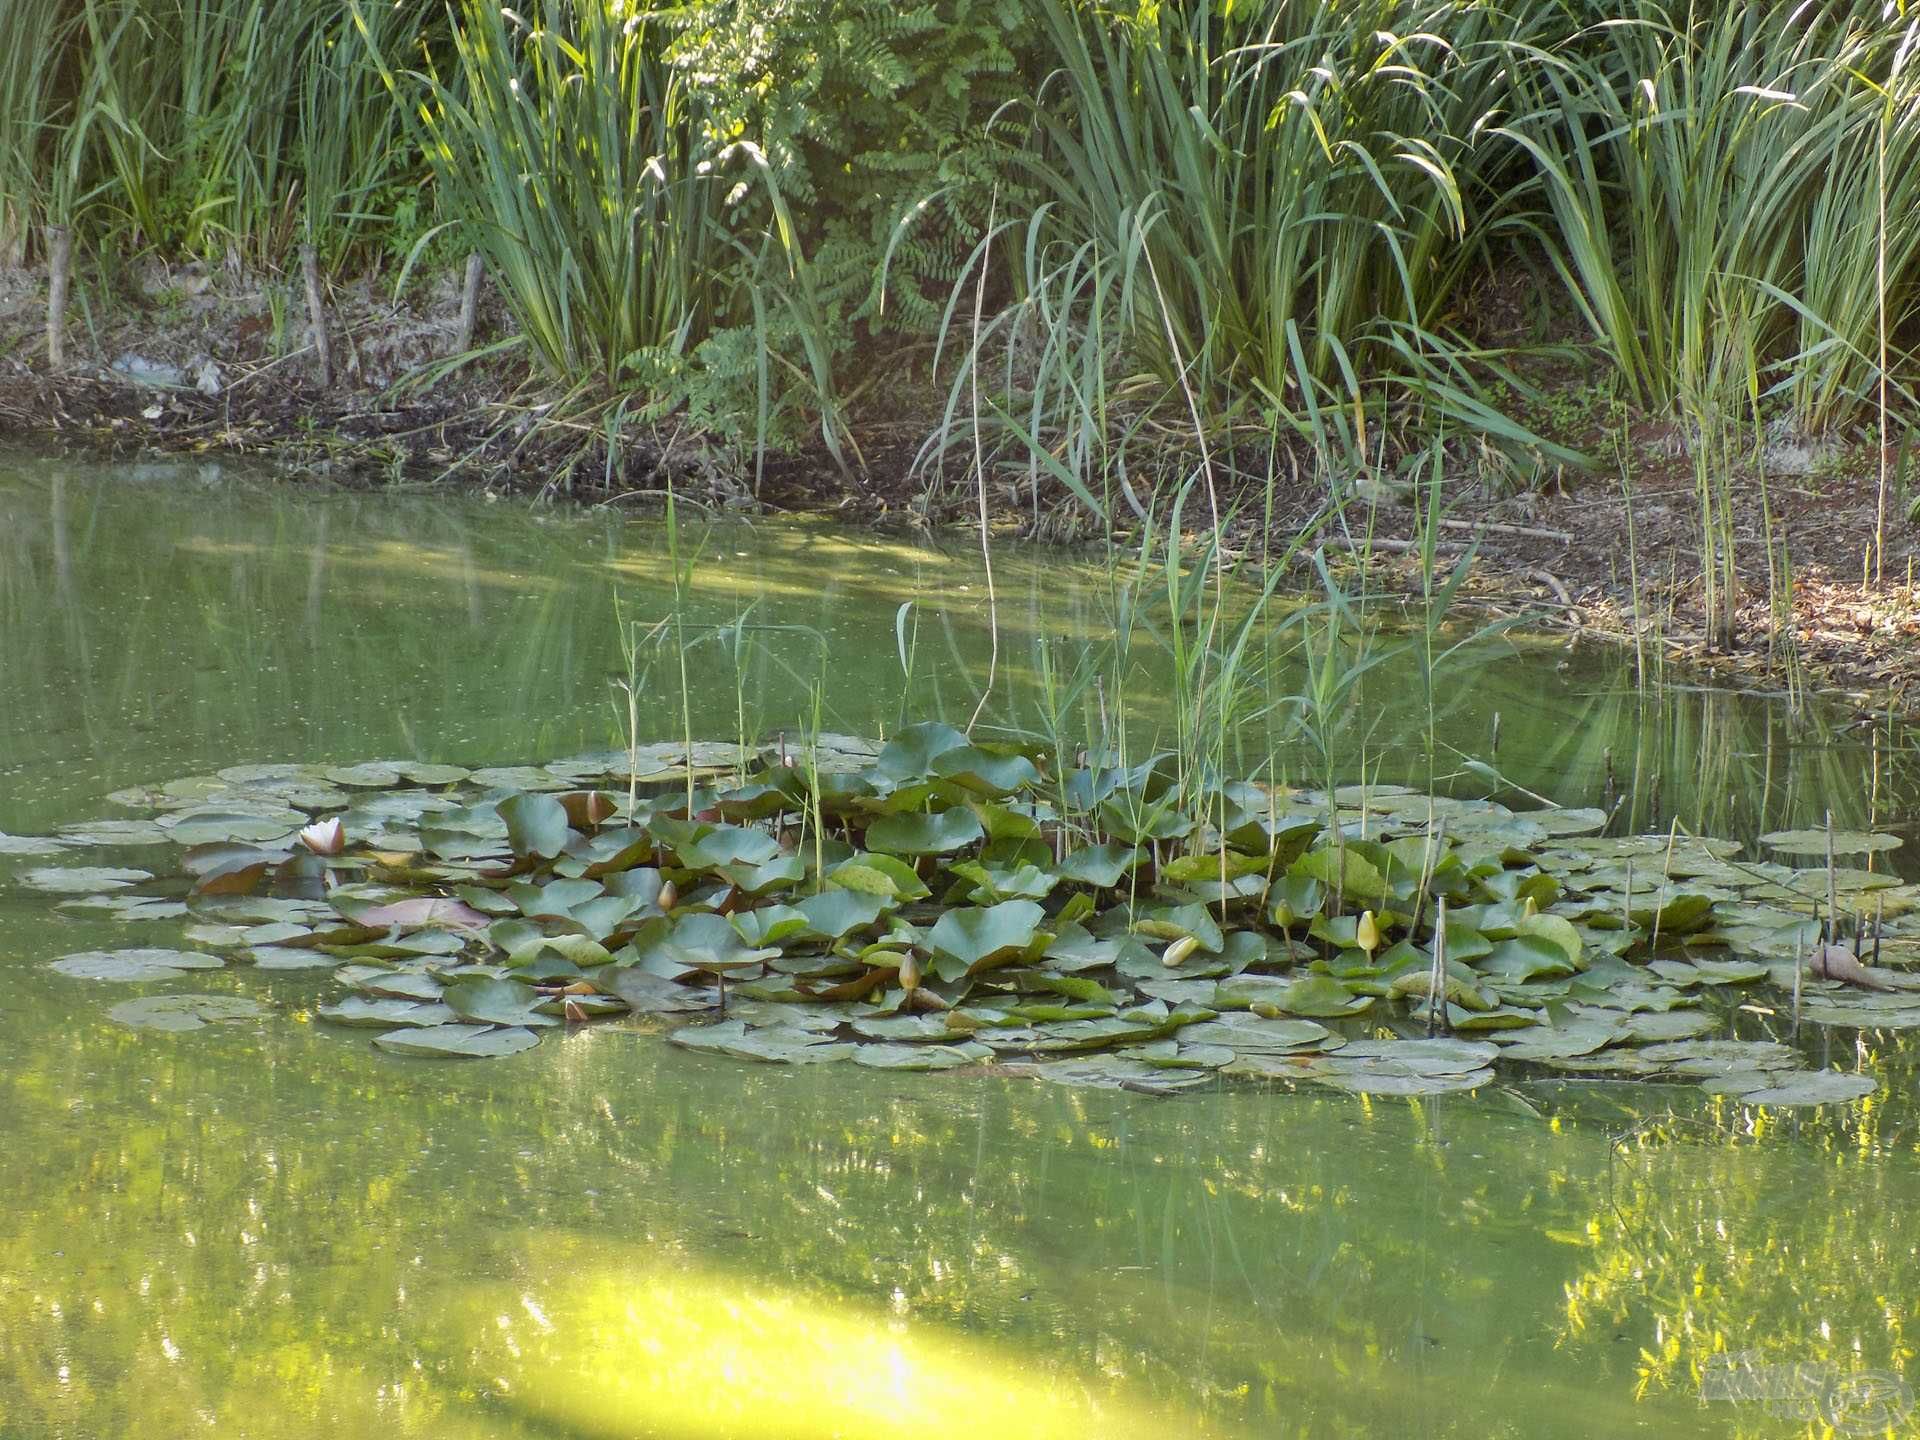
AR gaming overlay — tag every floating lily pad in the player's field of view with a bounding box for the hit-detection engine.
[23,865,152,894]
[319,997,459,1028]
[1760,829,1902,856]
[57,818,172,847]
[853,1041,993,1070]
[51,948,223,981]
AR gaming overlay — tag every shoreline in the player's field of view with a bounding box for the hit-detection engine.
[2,260,1916,722]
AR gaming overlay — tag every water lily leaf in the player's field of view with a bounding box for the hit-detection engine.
[631,912,779,978]
[1628,892,1715,935]
[1732,1070,1878,1106]
[1259,976,1365,1018]
[56,894,188,922]
[828,852,931,901]
[1311,1065,1494,1096]
[1496,1019,1623,1060]
[159,807,303,845]
[795,890,891,942]
[319,997,458,1028]
[1008,1054,1207,1092]
[925,900,1047,981]
[419,804,511,860]
[372,1024,542,1058]
[354,969,446,1001]
[246,945,339,970]
[1528,807,1609,836]
[1179,1014,1333,1053]
[1446,1005,1539,1032]
[866,808,984,857]
[1132,902,1224,953]
[852,1015,958,1042]
[949,860,1058,904]
[1638,1039,1798,1077]
[108,994,268,1032]
[324,762,403,788]
[23,866,151,894]
[1476,935,1577,983]
[853,1041,993,1070]
[928,746,1039,796]
[1622,1009,1721,1043]
[1056,843,1145,888]
[1647,958,1768,986]
[1514,913,1582,966]
[0,831,67,855]
[497,792,571,860]
[51,948,223,981]
[1289,847,1386,903]
[722,1027,857,1064]
[1760,829,1901,856]
[731,905,811,947]
[348,896,491,932]
[442,977,561,1028]
[56,818,172,847]
[872,721,972,781]
[589,966,715,1015]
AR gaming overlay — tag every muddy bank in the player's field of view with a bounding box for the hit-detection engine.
[2,259,1916,717]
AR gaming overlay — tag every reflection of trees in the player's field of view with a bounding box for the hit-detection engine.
[2,1003,1693,1438]
[1554,1040,1920,1435]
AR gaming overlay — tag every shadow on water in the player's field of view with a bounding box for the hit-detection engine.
[3,450,1920,1438]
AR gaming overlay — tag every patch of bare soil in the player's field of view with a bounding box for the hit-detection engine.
[1265,445,1920,721]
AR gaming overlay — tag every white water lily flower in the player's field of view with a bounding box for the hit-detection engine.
[298,817,345,856]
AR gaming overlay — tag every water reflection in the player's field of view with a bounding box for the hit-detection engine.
[3,450,1920,1438]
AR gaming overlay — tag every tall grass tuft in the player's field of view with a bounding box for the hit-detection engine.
[1511,0,1920,435]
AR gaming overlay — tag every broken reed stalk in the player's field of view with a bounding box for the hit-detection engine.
[1409,816,1448,939]
[45,223,70,371]
[1647,819,1680,954]
[300,242,334,387]
[453,251,485,354]
[1427,897,1448,1037]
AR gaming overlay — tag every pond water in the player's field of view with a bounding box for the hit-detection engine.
[2,449,1918,1439]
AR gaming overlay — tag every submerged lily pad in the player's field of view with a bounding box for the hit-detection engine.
[1731,1070,1878,1106]
[0,831,67,855]
[51,948,223,981]
[109,994,268,1032]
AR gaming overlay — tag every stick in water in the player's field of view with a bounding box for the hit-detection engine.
[301,242,334,387]
[45,224,71,372]
[453,251,485,355]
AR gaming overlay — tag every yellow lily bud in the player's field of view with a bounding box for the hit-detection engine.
[1356,910,1380,954]
[1162,935,1200,968]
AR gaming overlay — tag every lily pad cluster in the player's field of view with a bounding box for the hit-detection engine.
[11,727,1916,1106]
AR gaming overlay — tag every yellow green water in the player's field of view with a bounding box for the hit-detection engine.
[2,450,1918,1439]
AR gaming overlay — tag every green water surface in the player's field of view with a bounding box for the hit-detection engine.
[2,451,1918,1440]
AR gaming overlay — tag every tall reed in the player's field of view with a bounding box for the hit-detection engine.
[921,0,1572,517]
